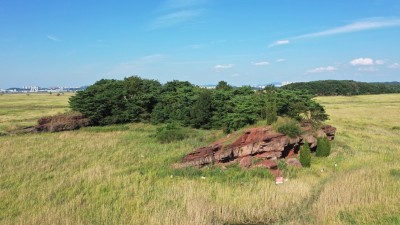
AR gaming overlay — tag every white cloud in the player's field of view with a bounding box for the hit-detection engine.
[268,40,290,48]
[350,58,375,66]
[276,59,286,63]
[252,61,270,66]
[358,67,377,72]
[389,63,400,69]
[375,59,385,65]
[307,66,337,73]
[46,35,62,42]
[150,9,203,30]
[231,73,240,77]
[296,18,400,39]
[214,64,234,70]
[269,17,400,47]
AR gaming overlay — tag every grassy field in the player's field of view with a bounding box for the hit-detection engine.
[0,93,72,134]
[1,93,400,224]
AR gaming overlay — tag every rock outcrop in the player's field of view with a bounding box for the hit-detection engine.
[177,125,336,175]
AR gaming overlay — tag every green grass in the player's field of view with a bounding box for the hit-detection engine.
[0,93,72,133]
[1,93,400,224]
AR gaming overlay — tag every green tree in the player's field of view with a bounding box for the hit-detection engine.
[266,92,278,125]
[190,90,213,129]
[123,76,161,122]
[316,137,331,157]
[69,79,128,125]
[300,141,311,167]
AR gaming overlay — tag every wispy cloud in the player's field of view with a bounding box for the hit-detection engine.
[214,64,234,72]
[269,17,400,47]
[252,61,270,66]
[109,54,166,75]
[160,0,207,11]
[306,66,337,74]
[268,40,290,48]
[389,63,400,69]
[276,58,286,63]
[186,44,206,49]
[46,35,62,42]
[214,64,234,70]
[296,18,400,39]
[150,9,203,30]
[357,67,377,72]
[150,0,208,30]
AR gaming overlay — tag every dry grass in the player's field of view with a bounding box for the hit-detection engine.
[0,93,72,133]
[1,93,400,224]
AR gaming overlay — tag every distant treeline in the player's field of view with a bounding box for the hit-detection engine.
[282,80,400,96]
[69,76,328,132]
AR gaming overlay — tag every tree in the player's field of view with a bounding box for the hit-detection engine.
[190,90,213,129]
[215,81,232,91]
[316,137,331,157]
[300,141,311,167]
[266,92,278,125]
[123,76,161,122]
[69,79,128,125]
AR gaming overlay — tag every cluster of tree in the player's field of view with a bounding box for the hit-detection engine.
[282,80,400,96]
[69,76,328,132]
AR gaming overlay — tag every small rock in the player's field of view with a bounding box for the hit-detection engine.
[239,156,252,168]
[286,158,302,167]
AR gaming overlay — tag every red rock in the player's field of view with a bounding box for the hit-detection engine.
[178,125,336,169]
[254,159,278,169]
[239,156,252,168]
[286,158,302,167]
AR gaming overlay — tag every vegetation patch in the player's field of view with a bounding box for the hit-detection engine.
[272,117,302,138]
[153,122,190,143]
[316,137,331,157]
[82,125,130,133]
[69,76,328,133]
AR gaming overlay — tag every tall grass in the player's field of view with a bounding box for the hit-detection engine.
[0,93,400,224]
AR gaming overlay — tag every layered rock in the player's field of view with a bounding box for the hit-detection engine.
[177,125,336,173]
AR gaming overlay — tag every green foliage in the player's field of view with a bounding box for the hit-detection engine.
[69,76,329,132]
[316,137,331,157]
[190,90,213,129]
[266,92,278,125]
[273,117,301,138]
[154,122,188,143]
[300,141,311,167]
[224,95,259,133]
[282,80,400,96]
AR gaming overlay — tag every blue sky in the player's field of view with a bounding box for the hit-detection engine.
[1,0,400,87]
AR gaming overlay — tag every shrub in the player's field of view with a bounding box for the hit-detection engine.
[154,122,188,143]
[300,141,311,167]
[36,111,89,132]
[316,137,331,157]
[273,117,301,138]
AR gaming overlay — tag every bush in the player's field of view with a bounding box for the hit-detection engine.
[154,122,188,143]
[36,111,89,132]
[300,141,311,167]
[316,137,331,157]
[273,117,301,138]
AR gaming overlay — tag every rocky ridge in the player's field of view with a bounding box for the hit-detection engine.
[177,125,336,174]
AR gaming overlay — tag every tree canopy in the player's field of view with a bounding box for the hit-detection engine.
[69,76,329,132]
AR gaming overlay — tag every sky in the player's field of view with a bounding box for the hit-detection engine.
[1,0,400,88]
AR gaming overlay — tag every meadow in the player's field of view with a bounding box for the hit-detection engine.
[0,93,399,224]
